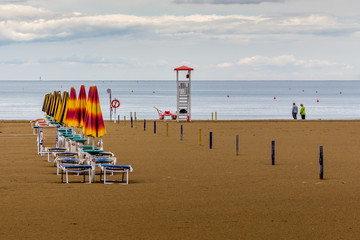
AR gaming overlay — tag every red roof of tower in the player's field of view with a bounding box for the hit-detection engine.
[174,66,194,71]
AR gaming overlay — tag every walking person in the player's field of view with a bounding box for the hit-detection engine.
[292,102,298,119]
[300,104,306,119]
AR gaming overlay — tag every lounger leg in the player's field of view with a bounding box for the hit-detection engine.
[66,170,69,184]
[88,169,91,184]
[126,170,129,184]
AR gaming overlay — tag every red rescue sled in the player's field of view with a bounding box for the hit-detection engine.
[154,106,177,120]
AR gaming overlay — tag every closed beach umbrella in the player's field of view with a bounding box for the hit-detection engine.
[50,91,61,117]
[58,91,69,125]
[54,92,65,123]
[45,93,54,116]
[74,85,87,128]
[83,86,106,141]
[64,88,77,127]
[42,93,51,113]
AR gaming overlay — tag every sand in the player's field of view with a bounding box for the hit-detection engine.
[0,119,360,239]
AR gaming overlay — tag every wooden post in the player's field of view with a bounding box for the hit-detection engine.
[134,112,137,121]
[236,135,239,155]
[131,117,133,128]
[215,112,217,122]
[210,132,213,149]
[144,119,146,131]
[319,146,323,179]
[117,115,120,124]
[199,129,202,146]
[212,112,214,121]
[154,121,156,134]
[271,140,275,165]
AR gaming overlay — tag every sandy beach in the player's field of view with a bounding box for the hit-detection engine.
[1,119,360,239]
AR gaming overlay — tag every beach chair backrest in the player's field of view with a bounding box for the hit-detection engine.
[41,126,58,148]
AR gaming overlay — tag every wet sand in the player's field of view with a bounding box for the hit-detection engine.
[0,119,360,239]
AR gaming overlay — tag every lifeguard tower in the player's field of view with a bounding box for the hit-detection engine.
[174,66,194,122]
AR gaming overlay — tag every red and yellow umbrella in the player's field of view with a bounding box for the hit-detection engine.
[83,86,106,138]
[64,87,77,127]
[74,85,87,128]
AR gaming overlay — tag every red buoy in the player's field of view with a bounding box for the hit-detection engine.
[227,95,229,98]
[317,99,319,103]
[274,96,276,99]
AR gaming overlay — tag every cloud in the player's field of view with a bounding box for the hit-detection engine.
[0,5,358,45]
[217,55,352,69]
[173,0,284,4]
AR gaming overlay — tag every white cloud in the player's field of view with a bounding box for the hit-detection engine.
[173,0,284,4]
[217,55,352,69]
[0,5,358,44]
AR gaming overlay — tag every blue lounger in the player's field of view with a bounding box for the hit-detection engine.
[99,165,133,184]
[56,158,82,175]
[60,165,93,184]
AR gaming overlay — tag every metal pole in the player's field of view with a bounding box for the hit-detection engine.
[144,119,146,131]
[236,135,239,156]
[210,132,213,149]
[180,125,183,140]
[154,121,156,134]
[271,140,275,165]
[319,146,323,179]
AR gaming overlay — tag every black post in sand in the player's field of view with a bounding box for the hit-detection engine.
[319,146,323,179]
[271,140,275,165]
[154,121,156,134]
[210,132,213,149]
[131,116,133,128]
[117,115,120,124]
[180,125,183,141]
[144,119,146,131]
[236,135,239,155]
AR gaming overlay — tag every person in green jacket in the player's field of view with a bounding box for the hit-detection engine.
[300,104,305,119]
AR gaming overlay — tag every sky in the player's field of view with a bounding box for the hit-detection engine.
[0,0,359,80]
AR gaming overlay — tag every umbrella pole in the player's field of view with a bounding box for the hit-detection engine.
[92,136,95,150]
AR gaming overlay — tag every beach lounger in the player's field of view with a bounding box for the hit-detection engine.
[99,165,133,184]
[60,165,93,184]
[45,147,67,162]
[56,158,83,175]
[53,152,78,166]
[37,126,58,156]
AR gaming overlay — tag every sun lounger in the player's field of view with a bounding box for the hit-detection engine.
[45,147,67,162]
[99,165,133,184]
[60,165,94,184]
[56,158,83,175]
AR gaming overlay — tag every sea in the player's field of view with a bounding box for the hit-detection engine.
[0,80,359,120]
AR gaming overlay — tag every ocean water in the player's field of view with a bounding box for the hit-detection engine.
[0,80,359,120]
